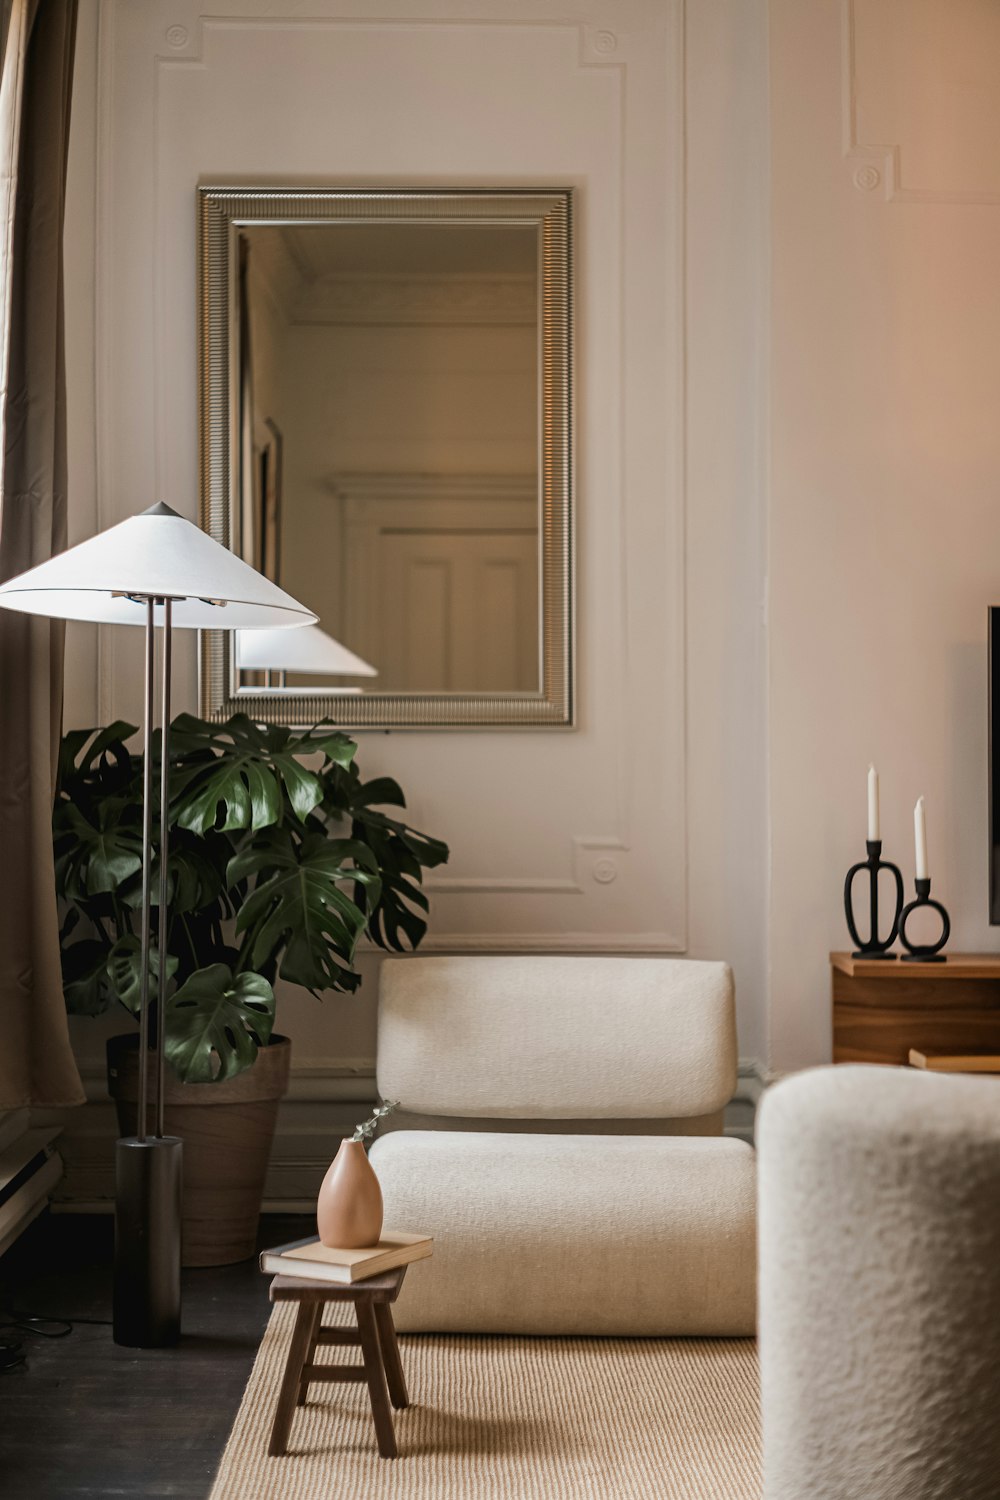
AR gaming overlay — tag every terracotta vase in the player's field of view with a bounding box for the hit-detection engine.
[317,1139,384,1248]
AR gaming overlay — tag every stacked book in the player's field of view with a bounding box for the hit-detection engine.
[908,1048,1000,1073]
[0,1113,63,1259]
[260,1230,432,1285]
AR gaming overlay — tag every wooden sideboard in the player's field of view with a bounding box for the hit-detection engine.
[831,952,1000,1065]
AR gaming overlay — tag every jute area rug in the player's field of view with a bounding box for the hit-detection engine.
[209,1303,762,1500]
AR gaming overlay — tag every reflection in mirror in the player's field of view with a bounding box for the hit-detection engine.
[199,189,572,728]
[237,221,539,693]
[235,623,377,693]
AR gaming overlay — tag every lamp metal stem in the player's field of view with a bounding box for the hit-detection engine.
[113,594,183,1347]
[137,599,155,1141]
[156,599,172,1138]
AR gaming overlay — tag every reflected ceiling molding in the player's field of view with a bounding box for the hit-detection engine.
[290,273,538,328]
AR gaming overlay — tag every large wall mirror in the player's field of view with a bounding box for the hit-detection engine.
[198,188,573,728]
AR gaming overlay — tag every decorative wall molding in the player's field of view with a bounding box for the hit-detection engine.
[93,0,688,977]
[840,0,898,203]
[841,0,1000,204]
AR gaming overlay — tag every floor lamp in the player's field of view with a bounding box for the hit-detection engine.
[0,502,315,1347]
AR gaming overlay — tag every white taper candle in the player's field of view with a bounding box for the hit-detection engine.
[914,796,928,880]
[867,765,880,842]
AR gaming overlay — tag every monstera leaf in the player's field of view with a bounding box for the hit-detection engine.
[61,934,179,1018]
[107,935,179,1016]
[164,964,274,1082]
[352,806,450,950]
[284,722,358,769]
[57,720,137,801]
[157,831,231,916]
[117,828,234,919]
[55,802,143,897]
[230,830,381,992]
[170,714,344,834]
[62,940,115,1017]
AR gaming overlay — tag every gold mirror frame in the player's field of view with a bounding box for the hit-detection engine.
[197,186,574,729]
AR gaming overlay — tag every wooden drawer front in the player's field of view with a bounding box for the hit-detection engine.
[834,1007,1000,1066]
[832,954,1000,1067]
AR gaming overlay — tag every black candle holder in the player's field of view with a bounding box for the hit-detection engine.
[844,840,904,959]
[899,877,950,963]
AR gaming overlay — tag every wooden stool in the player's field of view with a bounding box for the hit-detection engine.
[267,1267,409,1459]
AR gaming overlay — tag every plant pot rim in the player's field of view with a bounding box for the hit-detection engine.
[108,1032,291,1052]
[107,1032,292,1105]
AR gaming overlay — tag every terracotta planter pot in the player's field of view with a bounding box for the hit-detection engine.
[317,1138,384,1248]
[107,1034,291,1267]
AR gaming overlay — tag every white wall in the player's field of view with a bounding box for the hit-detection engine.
[768,0,1000,1071]
[58,0,770,1195]
[59,0,1000,1111]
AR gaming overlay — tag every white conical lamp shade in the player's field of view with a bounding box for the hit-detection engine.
[235,623,377,676]
[0,503,317,630]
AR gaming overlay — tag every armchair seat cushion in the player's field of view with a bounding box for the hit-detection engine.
[369,1129,756,1336]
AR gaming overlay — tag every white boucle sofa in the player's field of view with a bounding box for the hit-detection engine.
[758,1065,1000,1500]
[368,955,756,1336]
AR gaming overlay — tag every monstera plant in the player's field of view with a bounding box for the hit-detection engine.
[54,713,448,1083]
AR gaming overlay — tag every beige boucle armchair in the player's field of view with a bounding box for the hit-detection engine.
[368,955,756,1336]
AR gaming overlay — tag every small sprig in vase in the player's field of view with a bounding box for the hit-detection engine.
[316,1101,397,1249]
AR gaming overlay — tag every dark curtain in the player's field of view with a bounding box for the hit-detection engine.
[0,0,83,1107]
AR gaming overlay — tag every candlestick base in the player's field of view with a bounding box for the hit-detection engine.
[899,877,950,963]
[851,950,897,960]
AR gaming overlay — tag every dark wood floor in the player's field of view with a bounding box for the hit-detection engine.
[0,1209,313,1499]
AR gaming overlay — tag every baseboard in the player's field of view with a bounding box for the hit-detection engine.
[48,1056,769,1209]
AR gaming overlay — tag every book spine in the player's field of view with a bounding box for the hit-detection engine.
[260,1256,347,1284]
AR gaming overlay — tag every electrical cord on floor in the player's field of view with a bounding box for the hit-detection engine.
[0,1298,113,1372]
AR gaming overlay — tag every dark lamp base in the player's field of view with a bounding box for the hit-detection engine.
[113,1135,183,1348]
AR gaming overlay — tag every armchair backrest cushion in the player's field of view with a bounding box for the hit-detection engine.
[376,955,737,1119]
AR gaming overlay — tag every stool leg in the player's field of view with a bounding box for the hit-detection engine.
[268,1302,316,1457]
[355,1294,397,1458]
[297,1303,324,1406]
[374,1303,409,1410]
